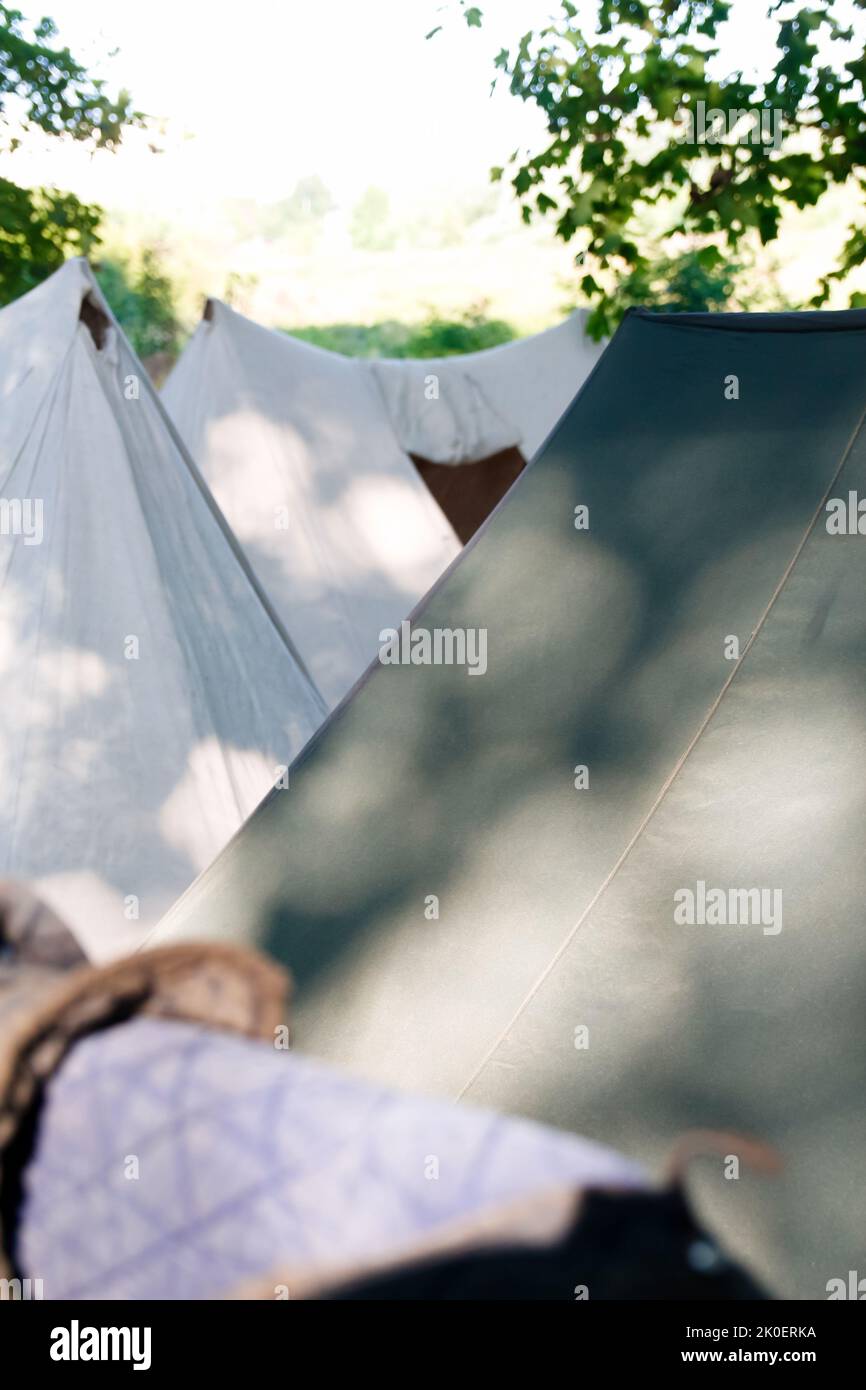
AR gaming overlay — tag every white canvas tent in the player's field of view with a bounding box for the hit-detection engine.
[371,310,603,465]
[0,259,326,958]
[163,302,461,709]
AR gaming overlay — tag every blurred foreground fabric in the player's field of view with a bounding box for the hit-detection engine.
[16,1015,645,1300]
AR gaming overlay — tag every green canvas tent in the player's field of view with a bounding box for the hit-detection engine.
[156,307,866,1296]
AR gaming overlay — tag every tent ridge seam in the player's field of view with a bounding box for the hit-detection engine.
[78,263,327,715]
[457,389,866,1103]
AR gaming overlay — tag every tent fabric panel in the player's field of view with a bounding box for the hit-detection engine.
[0,264,325,956]
[163,302,461,709]
[370,356,519,465]
[154,311,866,1085]
[0,259,88,466]
[465,421,866,1297]
[372,311,603,465]
[634,304,866,332]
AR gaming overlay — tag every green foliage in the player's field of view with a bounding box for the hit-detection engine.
[0,176,100,302]
[0,6,141,303]
[259,176,335,239]
[479,1,866,334]
[229,178,499,253]
[286,306,515,358]
[402,307,516,356]
[586,245,789,335]
[427,1,483,41]
[350,186,396,251]
[611,248,740,320]
[0,4,140,151]
[95,249,181,358]
[224,269,258,307]
[281,175,335,223]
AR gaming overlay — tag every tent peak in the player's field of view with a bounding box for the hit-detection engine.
[79,291,111,349]
[56,257,115,345]
[202,297,231,325]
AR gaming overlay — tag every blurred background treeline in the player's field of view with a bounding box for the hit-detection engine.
[3,0,866,377]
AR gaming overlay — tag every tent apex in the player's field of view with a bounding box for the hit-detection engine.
[202,297,230,325]
[79,290,111,349]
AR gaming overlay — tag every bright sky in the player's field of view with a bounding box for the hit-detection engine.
[8,0,812,216]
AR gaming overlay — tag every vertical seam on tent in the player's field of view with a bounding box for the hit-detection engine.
[83,269,328,717]
[457,392,866,1102]
[84,330,322,840]
[75,328,260,853]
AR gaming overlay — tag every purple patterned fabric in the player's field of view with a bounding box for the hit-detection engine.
[17,1017,645,1299]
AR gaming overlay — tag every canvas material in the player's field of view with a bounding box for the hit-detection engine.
[369,358,520,464]
[16,1015,644,1299]
[371,310,603,465]
[0,261,326,956]
[153,307,866,1297]
[163,301,461,709]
